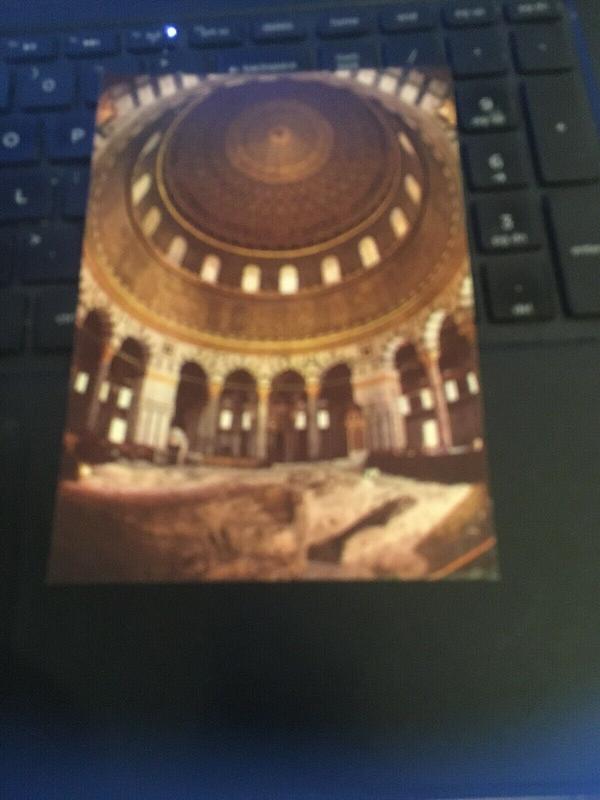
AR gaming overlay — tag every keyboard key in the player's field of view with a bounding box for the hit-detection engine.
[317,11,371,37]
[0,66,8,109]
[474,193,544,252]
[0,231,16,285]
[34,287,77,351]
[0,117,40,164]
[47,111,94,160]
[79,56,139,105]
[456,81,519,131]
[443,1,498,27]
[548,187,600,317]
[319,42,379,70]
[383,34,446,67]
[0,169,53,221]
[512,23,573,73]
[143,51,205,75]
[16,64,75,109]
[524,74,600,184]
[189,21,244,47]
[65,32,119,58]
[0,292,27,352]
[127,27,177,53]
[21,224,82,283]
[448,28,509,76]
[505,0,563,22]
[484,253,555,320]
[62,167,90,218]
[464,133,529,189]
[2,36,57,62]
[217,46,313,74]
[380,4,437,32]
[252,18,306,42]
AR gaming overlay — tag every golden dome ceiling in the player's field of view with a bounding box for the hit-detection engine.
[85,71,465,354]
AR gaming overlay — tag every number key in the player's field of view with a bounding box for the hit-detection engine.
[456,81,519,131]
[474,193,544,252]
[464,133,529,189]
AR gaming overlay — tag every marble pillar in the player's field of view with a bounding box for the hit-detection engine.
[133,368,179,450]
[200,377,223,455]
[352,369,406,453]
[306,378,321,461]
[421,349,453,451]
[86,342,115,433]
[255,381,270,460]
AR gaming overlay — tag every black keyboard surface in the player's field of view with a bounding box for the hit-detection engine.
[0,0,599,358]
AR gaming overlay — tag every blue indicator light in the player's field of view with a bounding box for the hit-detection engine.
[164,25,178,39]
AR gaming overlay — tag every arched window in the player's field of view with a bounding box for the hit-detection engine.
[422,419,439,449]
[167,236,188,264]
[420,388,434,410]
[321,256,341,285]
[131,172,151,205]
[358,236,380,268]
[200,254,221,283]
[241,264,261,293]
[398,132,415,155]
[389,207,409,239]
[444,379,459,403]
[467,371,479,394]
[404,174,422,205]
[279,264,298,294]
[141,205,161,236]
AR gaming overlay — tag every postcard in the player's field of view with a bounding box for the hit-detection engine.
[47,68,498,582]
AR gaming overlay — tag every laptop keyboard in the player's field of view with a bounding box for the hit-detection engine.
[0,0,599,355]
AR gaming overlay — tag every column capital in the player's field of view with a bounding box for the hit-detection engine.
[208,376,224,398]
[417,345,440,369]
[257,380,271,402]
[100,342,116,365]
[306,377,320,399]
[455,310,477,344]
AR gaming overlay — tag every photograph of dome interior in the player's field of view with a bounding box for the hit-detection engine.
[47,68,498,584]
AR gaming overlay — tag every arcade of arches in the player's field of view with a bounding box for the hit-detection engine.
[69,309,480,463]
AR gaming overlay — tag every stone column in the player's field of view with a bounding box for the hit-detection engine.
[352,369,406,453]
[133,368,179,450]
[200,376,223,455]
[86,342,115,433]
[421,348,452,452]
[306,377,321,461]
[255,380,271,461]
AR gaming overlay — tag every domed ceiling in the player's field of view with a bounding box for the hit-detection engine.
[85,71,466,354]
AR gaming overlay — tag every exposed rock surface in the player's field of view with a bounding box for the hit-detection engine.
[48,460,495,583]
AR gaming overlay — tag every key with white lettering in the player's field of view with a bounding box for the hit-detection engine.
[17,64,75,109]
[0,117,40,164]
[0,169,52,221]
[524,74,600,184]
[65,32,119,58]
[21,223,83,283]
[34,287,78,351]
[548,187,600,317]
[47,112,94,160]
[484,253,555,321]
[474,193,544,252]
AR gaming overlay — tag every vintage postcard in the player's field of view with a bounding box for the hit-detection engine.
[47,68,498,583]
